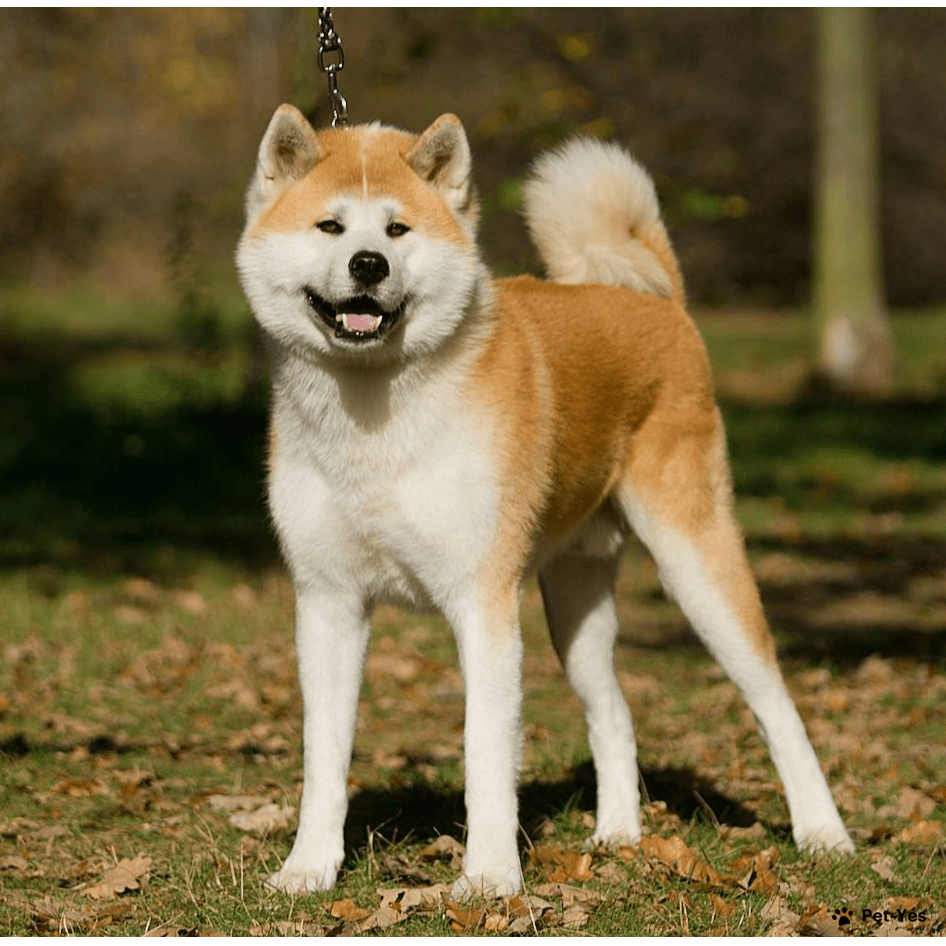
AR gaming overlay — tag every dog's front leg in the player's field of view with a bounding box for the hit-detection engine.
[267,590,370,894]
[450,597,524,898]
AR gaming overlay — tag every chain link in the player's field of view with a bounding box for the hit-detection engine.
[318,7,348,127]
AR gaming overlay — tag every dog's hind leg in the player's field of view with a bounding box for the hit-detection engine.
[615,406,853,853]
[539,550,641,847]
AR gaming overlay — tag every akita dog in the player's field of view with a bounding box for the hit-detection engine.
[236,106,853,897]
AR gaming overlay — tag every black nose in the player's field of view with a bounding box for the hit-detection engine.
[349,251,389,286]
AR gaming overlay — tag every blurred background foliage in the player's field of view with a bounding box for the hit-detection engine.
[1,8,946,585]
[1,7,945,309]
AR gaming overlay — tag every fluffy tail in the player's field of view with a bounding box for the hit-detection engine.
[521,137,685,307]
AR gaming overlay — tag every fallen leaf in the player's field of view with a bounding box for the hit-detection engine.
[0,855,30,874]
[81,856,152,901]
[878,785,938,821]
[710,892,736,918]
[870,853,903,884]
[227,802,292,835]
[352,905,407,933]
[637,835,722,886]
[377,851,433,885]
[445,900,485,932]
[505,895,555,934]
[420,834,464,868]
[718,822,766,842]
[50,777,110,798]
[377,883,451,912]
[528,845,595,883]
[30,895,131,934]
[724,846,780,895]
[328,898,373,922]
[533,881,603,907]
[796,903,838,937]
[895,820,943,845]
[761,895,801,937]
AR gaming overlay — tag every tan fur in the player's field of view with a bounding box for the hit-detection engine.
[464,276,782,659]
[254,124,469,245]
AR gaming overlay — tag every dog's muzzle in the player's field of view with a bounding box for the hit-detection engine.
[305,251,406,343]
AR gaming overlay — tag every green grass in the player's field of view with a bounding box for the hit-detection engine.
[1,295,945,934]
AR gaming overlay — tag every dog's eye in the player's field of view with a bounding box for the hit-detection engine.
[386,222,411,238]
[316,219,344,235]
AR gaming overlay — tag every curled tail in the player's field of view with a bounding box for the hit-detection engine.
[522,137,685,307]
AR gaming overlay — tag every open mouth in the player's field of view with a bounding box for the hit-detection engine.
[305,289,405,342]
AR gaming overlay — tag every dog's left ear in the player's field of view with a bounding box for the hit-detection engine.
[406,114,476,222]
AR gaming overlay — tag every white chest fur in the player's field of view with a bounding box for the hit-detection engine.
[267,352,498,612]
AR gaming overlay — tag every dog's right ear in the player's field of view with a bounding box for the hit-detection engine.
[246,105,322,218]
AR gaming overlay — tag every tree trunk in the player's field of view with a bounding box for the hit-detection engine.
[814,7,894,397]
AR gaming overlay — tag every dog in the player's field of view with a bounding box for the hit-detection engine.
[236,106,854,898]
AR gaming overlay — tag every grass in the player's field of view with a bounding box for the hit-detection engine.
[1,289,945,935]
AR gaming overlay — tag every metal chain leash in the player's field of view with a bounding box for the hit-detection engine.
[318,7,348,127]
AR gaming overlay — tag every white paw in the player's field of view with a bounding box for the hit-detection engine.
[591,817,641,849]
[589,825,641,848]
[451,868,521,900]
[796,824,855,855]
[265,854,342,893]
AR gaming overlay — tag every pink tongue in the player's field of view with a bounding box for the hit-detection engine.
[347,313,380,332]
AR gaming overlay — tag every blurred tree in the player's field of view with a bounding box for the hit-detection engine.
[813,7,894,397]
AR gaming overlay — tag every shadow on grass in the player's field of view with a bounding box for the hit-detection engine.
[342,760,766,862]
[0,329,275,581]
[2,325,944,661]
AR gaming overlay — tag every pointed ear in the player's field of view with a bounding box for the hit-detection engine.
[405,114,475,217]
[246,104,322,217]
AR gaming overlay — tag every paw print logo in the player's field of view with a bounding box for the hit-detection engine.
[831,908,854,928]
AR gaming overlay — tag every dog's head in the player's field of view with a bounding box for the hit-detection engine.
[237,106,486,363]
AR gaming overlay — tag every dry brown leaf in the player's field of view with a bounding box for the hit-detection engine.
[0,854,30,875]
[420,834,464,868]
[378,883,451,912]
[551,851,594,883]
[533,881,603,907]
[227,802,291,835]
[50,777,110,798]
[505,895,555,934]
[718,822,766,842]
[81,855,152,901]
[886,896,933,914]
[528,844,595,883]
[638,835,722,886]
[878,785,938,821]
[30,895,131,934]
[328,897,373,922]
[724,846,780,895]
[895,819,943,845]
[445,899,486,932]
[870,853,903,884]
[249,918,323,936]
[761,895,802,937]
[561,903,593,929]
[710,892,736,918]
[796,903,838,937]
[351,905,406,933]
